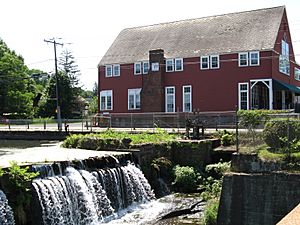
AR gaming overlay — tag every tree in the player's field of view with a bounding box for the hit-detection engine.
[92,82,98,96]
[37,49,84,119]
[37,72,74,119]
[59,49,80,88]
[0,39,36,118]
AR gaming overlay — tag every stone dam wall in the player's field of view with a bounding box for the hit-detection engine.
[218,153,300,225]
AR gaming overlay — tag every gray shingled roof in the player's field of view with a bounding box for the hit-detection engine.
[99,6,284,66]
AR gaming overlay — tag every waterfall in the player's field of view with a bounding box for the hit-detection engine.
[32,163,155,225]
[0,190,15,225]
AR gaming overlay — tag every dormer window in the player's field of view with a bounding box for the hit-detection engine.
[166,58,183,72]
[143,61,149,74]
[200,56,209,70]
[250,51,259,66]
[239,53,248,67]
[238,51,260,67]
[105,64,120,77]
[200,55,219,70]
[210,55,219,69]
[166,59,174,72]
[134,62,142,75]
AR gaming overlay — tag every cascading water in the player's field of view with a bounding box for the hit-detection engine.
[32,163,155,225]
[0,190,15,225]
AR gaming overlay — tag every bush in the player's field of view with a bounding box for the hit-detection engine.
[263,120,300,151]
[172,165,198,193]
[221,133,234,146]
[205,162,231,179]
[201,198,219,225]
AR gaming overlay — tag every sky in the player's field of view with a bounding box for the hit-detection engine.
[1,0,300,90]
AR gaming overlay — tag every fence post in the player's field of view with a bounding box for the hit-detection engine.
[27,120,29,129]
[109,114,112,128]
[8,120,10,130]
[235,106,239,153]
[177,108,180,134]
[152,113,155,133]
[130,113,133,132]
[44,120,46,130]
[90,118,92,132]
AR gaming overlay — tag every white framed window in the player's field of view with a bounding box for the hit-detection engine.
[295,68,300,81]
[128,88,141,110]
[134,62,142,75]
[183,85,192,112]
[166,59,174,72]
[152,62,159,71]
[238,83,249,110]
[249,51,260,66]
[113,64,120,76]
[200,56,209,70]
[100,90,113,110]
[165,86,175,113]
[143,61,149,74]
[279,40,290,75]
[238,52,248,67]
[210,55,219,69]
[105,65,113,77]
[175,58,183,71]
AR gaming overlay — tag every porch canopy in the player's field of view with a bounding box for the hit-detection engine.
[273,79,300,95]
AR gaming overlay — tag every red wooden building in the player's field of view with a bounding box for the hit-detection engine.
[98,6,300,114]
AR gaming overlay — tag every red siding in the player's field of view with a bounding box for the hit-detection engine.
[98,64,142,113]
[99,51,276,113]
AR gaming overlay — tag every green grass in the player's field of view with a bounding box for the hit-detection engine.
[63,129,180,149]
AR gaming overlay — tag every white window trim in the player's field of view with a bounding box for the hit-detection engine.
[175,58,183,71]
[200,56,210,70]
[238,52,248,67]
[105,65,112,77]
[166,59,174,72]
[100,90,113,111]
[112,64,120,76]
[210,55,220,69]
[142,61,149,74]
[183,85,192,112]
[238,82,249,110]
[249,51,260,66]
[134,62,142,75]
[295,68,300,81]
[128,88,141,110]
[152,62,159,72]
[165,86,175,113]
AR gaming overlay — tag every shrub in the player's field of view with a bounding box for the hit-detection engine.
[263,119,300,151]
[205,161,231,179]
[172,165,198,193]
[201,198,219,225]
[238,110,269,129]
[221,133,234,146]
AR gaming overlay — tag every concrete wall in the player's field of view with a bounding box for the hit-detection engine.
[218,172,300,225]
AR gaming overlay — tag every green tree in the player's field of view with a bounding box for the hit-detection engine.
[38,49,84,119]
[59,49,80,88]
[0,39,36,118]
[37,72,74,118]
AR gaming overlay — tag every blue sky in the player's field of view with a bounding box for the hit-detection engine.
[1,0,299,90]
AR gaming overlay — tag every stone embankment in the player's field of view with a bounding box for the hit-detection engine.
[218,153,300,225]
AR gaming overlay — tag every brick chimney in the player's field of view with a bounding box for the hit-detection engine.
[141,49,165,112]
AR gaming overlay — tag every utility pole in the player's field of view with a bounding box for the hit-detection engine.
[44,38,63,131]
